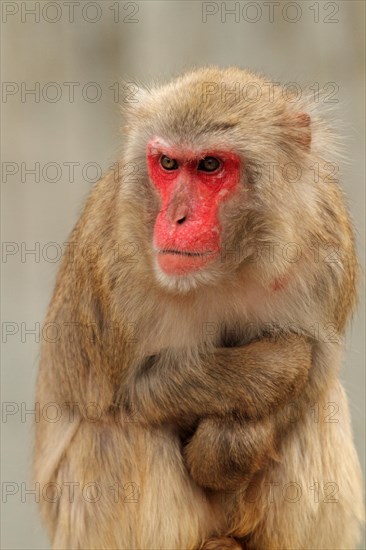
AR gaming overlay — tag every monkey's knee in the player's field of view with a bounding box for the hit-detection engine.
[185,416,275,491]
[200,536,244,549]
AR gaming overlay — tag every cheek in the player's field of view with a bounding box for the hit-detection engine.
[147,150,177,196]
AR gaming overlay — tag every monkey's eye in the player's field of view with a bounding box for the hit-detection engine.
[197,156,221,172]
[160,155,178,171]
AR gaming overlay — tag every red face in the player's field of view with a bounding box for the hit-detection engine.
[147,137,241,277]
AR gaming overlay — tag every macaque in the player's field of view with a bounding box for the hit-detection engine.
[34,67,364,550]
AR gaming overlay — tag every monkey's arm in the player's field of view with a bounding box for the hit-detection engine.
[184,356,327,491]
[125,333,312,426]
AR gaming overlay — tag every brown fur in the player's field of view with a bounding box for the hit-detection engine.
[200,537,244,549]
[34,67,364,549]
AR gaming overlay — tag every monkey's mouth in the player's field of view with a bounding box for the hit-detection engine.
[157,249,217,276]
[161,249,213,257]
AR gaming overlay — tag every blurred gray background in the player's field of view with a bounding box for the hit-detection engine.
[1,1,365,548]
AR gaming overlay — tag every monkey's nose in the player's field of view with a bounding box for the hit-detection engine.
[171,205,188,225]
[167,200,189,225]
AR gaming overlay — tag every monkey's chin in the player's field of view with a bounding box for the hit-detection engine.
[153,253,222,294]
[157,251,217,276]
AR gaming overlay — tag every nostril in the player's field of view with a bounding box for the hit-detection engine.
[177,216,186,225]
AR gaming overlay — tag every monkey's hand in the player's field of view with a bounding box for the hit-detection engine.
[124,333,312,426]
[184,414,277,491]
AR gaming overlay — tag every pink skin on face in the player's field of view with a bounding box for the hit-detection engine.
[147,138,241,276]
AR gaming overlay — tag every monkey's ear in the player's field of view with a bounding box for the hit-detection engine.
[294,113,311,151]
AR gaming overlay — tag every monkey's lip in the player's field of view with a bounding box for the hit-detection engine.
[157,249,217,275]
[160,249,214,257]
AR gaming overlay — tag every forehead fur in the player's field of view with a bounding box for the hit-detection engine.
[123,66,314,160]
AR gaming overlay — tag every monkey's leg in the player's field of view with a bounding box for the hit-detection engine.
[185,414,277,491]
[200,536,244,549]
[35,413,221,550]
[219,381,364,550]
